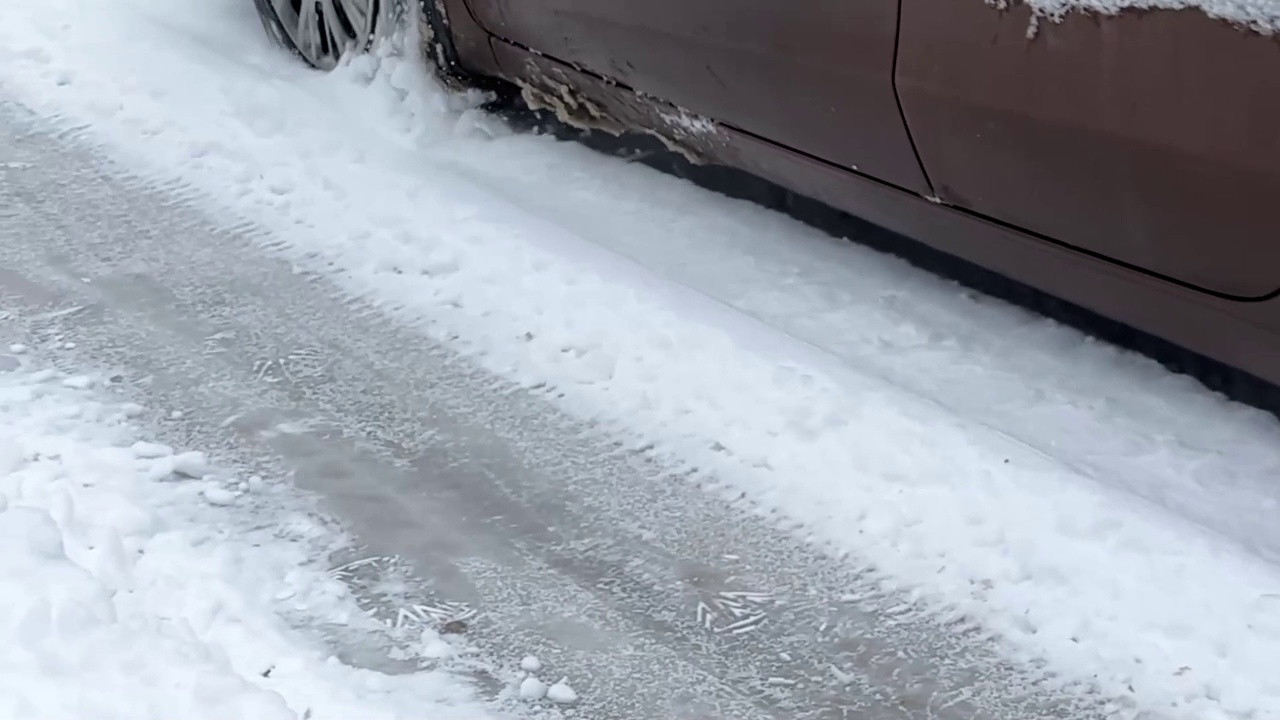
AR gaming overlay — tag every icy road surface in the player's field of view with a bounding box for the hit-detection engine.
[0,349,504,720]
[0,102,1092,720]
[4,0,1280,719]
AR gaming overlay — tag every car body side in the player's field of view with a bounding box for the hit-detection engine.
[425,0,1280,391]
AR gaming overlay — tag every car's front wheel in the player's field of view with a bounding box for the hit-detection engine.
[252,0,395,70]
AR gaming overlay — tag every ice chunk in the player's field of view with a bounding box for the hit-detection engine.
[518,676,547,700]
[131,441,174,459]
[201,486,237,506]
[171,451,209,478]
[547,678,578,704]
[62,375,94,389]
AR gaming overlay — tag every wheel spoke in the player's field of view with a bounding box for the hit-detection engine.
[337,0,375,37]
[264,0,385,70]
[317,0,354,57]
[297,1,326,63]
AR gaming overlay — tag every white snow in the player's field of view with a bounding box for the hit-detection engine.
[201,485,239,506]
[130,441,173,459]
[1015,0,1280,34]
[519,655,542,673]
[171,451,211,478]
[419,630,457,660]
[517,676,547,701]
[0,360,502,720]
[61,374,94,389]
[546,679,578,704]
[3,1,1280,719]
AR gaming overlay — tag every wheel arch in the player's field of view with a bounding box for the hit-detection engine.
[419,0,502,87]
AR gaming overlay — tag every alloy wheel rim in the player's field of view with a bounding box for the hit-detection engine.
[268,0,388,70]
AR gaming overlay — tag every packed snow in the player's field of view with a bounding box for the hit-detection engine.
[3,0,1280,719]
[0,357,505,720]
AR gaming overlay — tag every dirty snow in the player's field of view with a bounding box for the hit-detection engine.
[3,1,1280,719]
[658,106,718,138]
[0,358,501,720]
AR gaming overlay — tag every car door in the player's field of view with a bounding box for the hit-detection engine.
[464,0,932,195]
[895,2,1280,299]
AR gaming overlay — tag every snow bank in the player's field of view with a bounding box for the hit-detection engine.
[0,362,498,720]
[3,1,1280,719]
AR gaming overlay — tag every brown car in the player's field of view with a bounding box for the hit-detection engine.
[253,0,1280,407]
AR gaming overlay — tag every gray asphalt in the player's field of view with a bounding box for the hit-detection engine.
[0,101,1117,720]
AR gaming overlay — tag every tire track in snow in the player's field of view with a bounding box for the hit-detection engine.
[0,103,1111,718]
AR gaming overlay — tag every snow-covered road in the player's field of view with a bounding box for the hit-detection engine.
[2,1,1280,719]
[0,353,501,720]
[0,99,1085,720]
